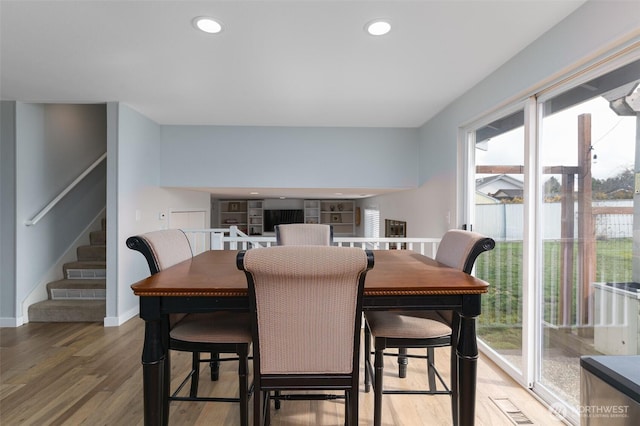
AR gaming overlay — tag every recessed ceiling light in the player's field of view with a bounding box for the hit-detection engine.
[249,192,259,195]
[193,17,223,34]
[365,19,391,36]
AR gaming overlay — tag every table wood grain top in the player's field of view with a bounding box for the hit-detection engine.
[131,249,489,297]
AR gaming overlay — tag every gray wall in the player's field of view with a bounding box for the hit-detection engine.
[110,103,162,324]
[160,126,418,191]
[0,101,17,321]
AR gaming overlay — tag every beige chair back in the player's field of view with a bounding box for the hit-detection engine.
[275,223,333,246]
[240,246,372,374]
[435,229,495,274]
[126,229,194,327]
[127,229,193,274]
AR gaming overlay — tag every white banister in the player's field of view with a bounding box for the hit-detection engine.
[181,228,440,257]
[25,153,107,226]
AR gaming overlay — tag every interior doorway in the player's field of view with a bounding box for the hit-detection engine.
[169,210,207,254]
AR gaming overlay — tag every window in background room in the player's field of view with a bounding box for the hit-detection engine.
[364,208,380,243]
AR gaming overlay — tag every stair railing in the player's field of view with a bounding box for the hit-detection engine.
[25,152,107,226]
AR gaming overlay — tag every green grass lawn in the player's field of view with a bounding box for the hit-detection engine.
[475,237,632,349]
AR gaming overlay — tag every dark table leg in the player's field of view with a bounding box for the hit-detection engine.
[141,298,168,426]
[457,295,480,426]
[450,312,461,426]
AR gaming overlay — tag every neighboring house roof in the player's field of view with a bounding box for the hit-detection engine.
[491,188,524,199]
[476,174,524,194]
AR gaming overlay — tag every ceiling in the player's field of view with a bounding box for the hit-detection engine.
[1,0,586,199]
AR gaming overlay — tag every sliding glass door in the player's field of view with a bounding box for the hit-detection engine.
[464,55,639,424]
[536,59,639,418]
[469,107,527,377]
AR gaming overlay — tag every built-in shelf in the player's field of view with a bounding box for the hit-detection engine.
[319,200,355,236]
[247,200,264,236]
[218,198,356,236]
[219,200,249,234]
[304,200,320,224]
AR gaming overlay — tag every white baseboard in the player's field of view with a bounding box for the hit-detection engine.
[0,316,24,327]
[103,306,139,327]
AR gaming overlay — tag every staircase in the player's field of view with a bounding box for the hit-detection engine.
[28,218,106,322]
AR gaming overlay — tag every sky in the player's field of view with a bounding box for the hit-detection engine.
[476,93,637,181]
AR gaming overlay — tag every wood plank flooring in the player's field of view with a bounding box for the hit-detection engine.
[1,319,563,425]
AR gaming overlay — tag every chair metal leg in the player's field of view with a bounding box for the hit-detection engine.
[254,388,263,426]
[163,348,171,424]
[373,341,385,426]
[344,391,349,426]
[210,352,220,381]
[189,352,200,397]
[349,387,359,426]
[398,347,408,378]
[238,347,249,426]
[264,390,271,426]
[364,325,372,393]
[427,347,437,391]
[274,390,281,409]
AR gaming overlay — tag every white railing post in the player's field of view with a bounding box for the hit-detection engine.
[229,226,239,250]
[211,231,224,250]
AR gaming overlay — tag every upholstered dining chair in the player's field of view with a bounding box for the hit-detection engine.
[275,223,333,245]
[237,245,374,426]
[363,229,495,426]
[126,229,252,426]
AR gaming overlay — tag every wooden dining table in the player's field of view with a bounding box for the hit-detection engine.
[131,249,489,426]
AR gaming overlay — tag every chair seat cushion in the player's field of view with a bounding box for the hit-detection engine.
[365,311,451,339]
[394,310,452,326]
[170,312,252,343]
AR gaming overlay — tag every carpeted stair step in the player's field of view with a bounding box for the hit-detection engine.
[63,261,106,279]
[29,216,107,323]
[90,229,106,245]
[28,299,105,322]
[77,244,106,261]
[47,279,106,299]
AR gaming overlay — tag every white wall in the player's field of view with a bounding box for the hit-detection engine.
[362,174,456,238]
[372,0,640,239]
[160,126,419,191]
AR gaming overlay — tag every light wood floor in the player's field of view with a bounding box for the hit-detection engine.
[1,318,563,425]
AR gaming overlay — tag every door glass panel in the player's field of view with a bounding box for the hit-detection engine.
[474,109,526,373]
[539,60,638,412]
